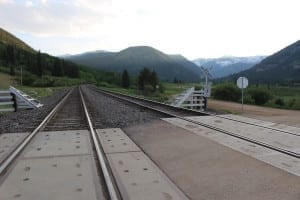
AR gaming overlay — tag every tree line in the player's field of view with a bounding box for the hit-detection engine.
[0,41,80,78]
[121,67,162,94]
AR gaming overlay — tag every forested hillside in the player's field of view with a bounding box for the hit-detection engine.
[227,41,300,83]
[0,28,34,53]
[66,46,203,82]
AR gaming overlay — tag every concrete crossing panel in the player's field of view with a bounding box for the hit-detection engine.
[220,114,300,135]
[163,117,300,176]
[0,156,99,200]
[0,133,29,163]
[0,130,105,200]
[23,130,91,158]
[96,128,140,153]
[107,152,188,200]
[186,116,300,154]
[97,128,189,200]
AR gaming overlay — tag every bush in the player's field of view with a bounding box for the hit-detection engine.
[274,98,285,107]
[194,85,202,91]
[158,83,165,93]
[32,76,55,87]
[246,88,272,105]
[212,83,240,102]
[97,81,110,87]
[288,98,296,108]
[243,94,255,104]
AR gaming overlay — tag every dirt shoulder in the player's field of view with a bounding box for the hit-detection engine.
[207,99,300,127]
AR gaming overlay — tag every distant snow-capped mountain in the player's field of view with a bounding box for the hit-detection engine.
[193,56,266,78]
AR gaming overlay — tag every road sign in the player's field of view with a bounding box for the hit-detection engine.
[237,77,248,89]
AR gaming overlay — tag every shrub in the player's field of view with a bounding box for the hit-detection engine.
[274,98,285,107]
[32,76,55,87]
[158,83,165,93]
[243,94,255,104]
[97,81,110,87]
[212,83,240,102]
[246,88,272,105]
[194,85,202,91]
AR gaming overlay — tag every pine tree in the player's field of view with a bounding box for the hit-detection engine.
[36,50,43,77]
[53,58,64,76]
[7,45,15,75]
[149,70,158,91]
[121,69,130,88]
[137,68,159,92]
[137,68,151,90]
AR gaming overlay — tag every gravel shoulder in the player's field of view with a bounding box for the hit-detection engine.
[0,88,69,133]
[208,99,300,127]
[81,85,167,128]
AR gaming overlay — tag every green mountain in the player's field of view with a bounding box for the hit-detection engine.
[0,27,81,86]
[65,46,203,82]
[227,41,300,83]
[0,27,34,53]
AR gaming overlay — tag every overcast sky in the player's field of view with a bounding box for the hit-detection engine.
[1,0,299,59]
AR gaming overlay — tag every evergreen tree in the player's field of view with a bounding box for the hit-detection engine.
[137,68,159,92]
[36,50,43,76]
[149,70,158,91]
[53,58,64,76]
[137,68,150,90]
[6,45,15,75]
[121,69,130,88]
[9,64,15,75]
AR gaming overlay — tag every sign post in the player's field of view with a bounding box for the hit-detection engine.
[237,77,248,113]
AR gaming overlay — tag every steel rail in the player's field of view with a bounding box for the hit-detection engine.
[91,85,299,137]
[89,86,299,159]
[79,86,119,200]
[0,88,73,174]
[215,115,300,137]
[88,85,209,116]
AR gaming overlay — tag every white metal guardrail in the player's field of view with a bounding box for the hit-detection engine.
[9,86,43,109]
[0,86,43,112]
[0,90,15,112]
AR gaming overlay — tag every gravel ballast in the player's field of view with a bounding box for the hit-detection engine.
[0,85,167,133]
[0,89,69,133]
[81,85,167,128]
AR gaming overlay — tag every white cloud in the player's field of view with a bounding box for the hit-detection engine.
[1,0,300,58]
[0,0,13,4]
[25,0,33,7]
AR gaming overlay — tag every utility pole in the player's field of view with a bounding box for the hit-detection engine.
[20,65,23,86]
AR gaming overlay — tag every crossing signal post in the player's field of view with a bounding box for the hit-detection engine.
[200,66,212,111]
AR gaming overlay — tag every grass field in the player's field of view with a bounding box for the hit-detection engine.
[0,72,66,99]
[100,82,201,102]
[101,82,300,110]
[2,70,299,110]
[0,72,13,89]
[265,86,300,110]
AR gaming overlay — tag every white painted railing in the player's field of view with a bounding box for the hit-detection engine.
[171,87,205,111]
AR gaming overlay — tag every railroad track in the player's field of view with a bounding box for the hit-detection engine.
[86,85,299,159]
[0,86,119,199]
[0,84,298,199]
[86,84,209,117]
[88,84,299,136]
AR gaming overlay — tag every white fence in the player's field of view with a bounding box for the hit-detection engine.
[171,87,205,111]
